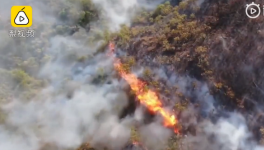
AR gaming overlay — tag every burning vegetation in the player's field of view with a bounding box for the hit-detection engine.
[110,42,179,134]
[108,0,264,149]
[1,0,264,150]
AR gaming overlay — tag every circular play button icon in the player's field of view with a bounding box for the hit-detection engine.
[246,2,261,19]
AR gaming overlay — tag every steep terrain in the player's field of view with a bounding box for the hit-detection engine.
[113,0,264,147]
[1,0,264,150]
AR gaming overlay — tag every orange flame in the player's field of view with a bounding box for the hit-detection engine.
[109,42,179,133]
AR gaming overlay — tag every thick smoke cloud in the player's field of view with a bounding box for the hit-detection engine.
[0,1,161,150]
[91,0,165,31]
[1,0,264,150]
[92,0,138,31]
[0,52,133,150]
[150,66,264,150]
[139,122,172,150]
[180,113,264,150]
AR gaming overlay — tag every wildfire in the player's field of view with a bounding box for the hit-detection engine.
[109,42,179,134]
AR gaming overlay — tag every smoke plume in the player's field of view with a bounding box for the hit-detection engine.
[1,1,264,150]
[0,0,161,150]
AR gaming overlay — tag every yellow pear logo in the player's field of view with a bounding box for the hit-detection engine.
[15,7,29,25]
[11,6,32,27]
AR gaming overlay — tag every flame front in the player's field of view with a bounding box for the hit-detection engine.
[109,42,179,133]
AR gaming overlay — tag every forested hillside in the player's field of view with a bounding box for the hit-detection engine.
[1,0,264,150]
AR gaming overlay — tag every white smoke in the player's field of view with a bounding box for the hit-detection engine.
[91,0,165,31]
[3,1,263,150]
[0,0,161,150]
[150,67,264,150]
[92,0,138,31]
[181,113,264,150]
[139,122,172,150]
[0,51,134,150]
